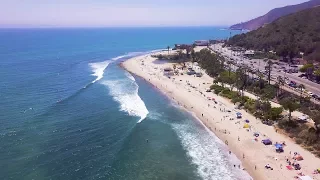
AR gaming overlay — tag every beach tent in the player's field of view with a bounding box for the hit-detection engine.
[286,165,293,170]
[275,143,283,148]
[236,112,242,118]
[262,139,272,145]
[294,155,304,161]
[299,176,312,180]
[243,124,250,128]
[275,143,284,152]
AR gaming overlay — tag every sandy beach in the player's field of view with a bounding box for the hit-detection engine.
[122,50,320,180]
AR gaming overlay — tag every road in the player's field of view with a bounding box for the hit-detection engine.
[210,44,320,104]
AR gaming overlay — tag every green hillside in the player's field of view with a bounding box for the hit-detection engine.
[227,6,320,62]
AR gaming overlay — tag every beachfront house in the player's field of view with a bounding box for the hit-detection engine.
[194,40,209,46]
[163,67,174,77]
[244,50,255,57]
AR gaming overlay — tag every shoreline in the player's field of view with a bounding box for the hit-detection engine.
[121,51,320,180]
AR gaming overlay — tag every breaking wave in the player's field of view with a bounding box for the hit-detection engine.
[171,118,252,180]
[89,53,141,84]
[101,72,149,123]
[89,61,111,83]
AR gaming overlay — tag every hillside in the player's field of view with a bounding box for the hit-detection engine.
[227,6,320,62]
[230,0,320,30]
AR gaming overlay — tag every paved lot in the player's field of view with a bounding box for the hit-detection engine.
[210,44,320,104]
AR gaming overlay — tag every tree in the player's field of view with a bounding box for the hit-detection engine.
[280,98,300,121]
[298,84,305,102]
[261,100,272,119]
[226,61,233,77]
[277,76,285,96]
[314,69,320,81]
[313,113,320,133]
[235,67,248,97]
[266,60,273,85]
[274,83,280,97]
[173,64,177,71]
[300,64,314,72]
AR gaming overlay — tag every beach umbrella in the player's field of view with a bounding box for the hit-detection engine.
[243,124,250,128]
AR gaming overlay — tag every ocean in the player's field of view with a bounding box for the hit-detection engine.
[0,27,248,180]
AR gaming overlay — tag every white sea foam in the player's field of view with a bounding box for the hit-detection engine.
[89,53,139,84]
[101,74,149,123]
[171,119,252,180]
[89,61,111,83]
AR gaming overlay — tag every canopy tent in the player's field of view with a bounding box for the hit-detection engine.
[275,143,283,149]
[275,143,284,152]
[262,139,272,145]
[299,176,312,180]
[243,124,250,128]
[236,112,242,118]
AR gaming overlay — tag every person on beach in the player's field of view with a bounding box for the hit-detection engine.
[238,136,240,141]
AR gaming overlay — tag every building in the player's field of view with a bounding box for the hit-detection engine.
[244,50,255,57]
[194,40,209,46]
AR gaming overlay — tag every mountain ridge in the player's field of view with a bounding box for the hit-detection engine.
[230,0,320,30]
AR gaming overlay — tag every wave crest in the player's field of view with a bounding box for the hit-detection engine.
[102,74,149,123]
[89,61,111,83]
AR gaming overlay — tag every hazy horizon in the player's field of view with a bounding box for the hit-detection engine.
[0,0,308,28]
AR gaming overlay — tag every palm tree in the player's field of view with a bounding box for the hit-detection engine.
[227,61,232,77]
[167,46,170,54]
[266,60,273,85]
[298,84,305,102]
[274,83,280,97]
[277,76,284,96]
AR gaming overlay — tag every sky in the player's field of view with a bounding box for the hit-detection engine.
[0,0,308,28]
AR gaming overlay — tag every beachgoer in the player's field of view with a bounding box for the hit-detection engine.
[146,139,149,143]
[255,165,257,170]
[238,136,240,141]
[229,151,231,154]
[243,154,245,159]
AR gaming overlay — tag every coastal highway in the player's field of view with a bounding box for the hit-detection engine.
[210,44,320,102]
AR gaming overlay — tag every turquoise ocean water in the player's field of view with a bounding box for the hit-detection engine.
[0,27,249,180]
